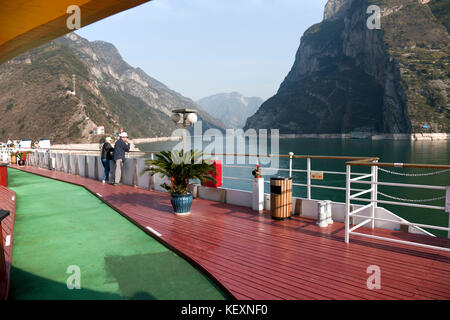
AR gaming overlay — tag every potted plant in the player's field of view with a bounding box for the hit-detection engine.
[10,152,17,164]
[142,150,216,215]
[17,151,30,166]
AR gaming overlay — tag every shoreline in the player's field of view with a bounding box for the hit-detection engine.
[131,136,182,144]
[49,136,182,152]
[277,133,450,141]
[47,133,450,151]
[50,142,141,152]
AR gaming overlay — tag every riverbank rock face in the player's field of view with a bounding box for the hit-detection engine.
[245,0,449,134]
[0,33,224,143]
[324,0,353,20]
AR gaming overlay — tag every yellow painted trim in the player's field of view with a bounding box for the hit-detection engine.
[0,0,151,64]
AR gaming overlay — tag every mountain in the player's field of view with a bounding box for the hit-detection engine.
[197,92,263,129]
[0,33,224,143]
[245,0,450,134]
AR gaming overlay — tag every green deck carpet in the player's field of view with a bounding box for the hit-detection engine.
[7,168,228,300]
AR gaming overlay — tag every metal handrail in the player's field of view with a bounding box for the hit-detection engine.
[351,180,446,190]
[344,158,450,251]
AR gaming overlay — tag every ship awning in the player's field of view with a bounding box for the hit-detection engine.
[0,0,151,65]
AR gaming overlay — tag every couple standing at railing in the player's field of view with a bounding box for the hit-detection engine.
[100,132,130,186]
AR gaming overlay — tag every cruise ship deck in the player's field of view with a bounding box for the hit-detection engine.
[2,165,449,300]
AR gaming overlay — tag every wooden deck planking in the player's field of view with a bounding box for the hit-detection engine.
[109,204,450,298]
[138,220,445,299]
[7,165,450,300]
[122,208,418,298]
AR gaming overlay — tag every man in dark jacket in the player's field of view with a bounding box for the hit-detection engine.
[100,137,114,184]
[113,132,130,185]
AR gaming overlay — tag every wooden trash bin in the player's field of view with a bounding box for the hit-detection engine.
[270,177,292,220]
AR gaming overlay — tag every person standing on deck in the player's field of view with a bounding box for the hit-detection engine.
[113,132,130,186]
[101,137,114,184]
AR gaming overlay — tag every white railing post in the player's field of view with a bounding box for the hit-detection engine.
[288,152,293,178]
[345,164,351,243]
[370,161,377,229]
[252,175,264,213]
[68,151,72,174]
[307,157,311,200]
[149,153,155,190]
[85,151,89,177]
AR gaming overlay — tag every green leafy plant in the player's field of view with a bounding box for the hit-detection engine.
[142,150,216,195]
[17,151,31,160]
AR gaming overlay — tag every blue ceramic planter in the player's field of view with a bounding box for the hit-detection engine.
[171,193,193,215]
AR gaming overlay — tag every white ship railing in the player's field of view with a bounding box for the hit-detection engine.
[206,153,376,199]
[5,147,450,251]
[345,159,450,252]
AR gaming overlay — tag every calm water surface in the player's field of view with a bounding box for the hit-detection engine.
[138,138,450,237]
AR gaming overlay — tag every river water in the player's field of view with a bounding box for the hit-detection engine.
[137,138,450,237]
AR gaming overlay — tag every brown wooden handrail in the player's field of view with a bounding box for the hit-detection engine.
[347,160,450,170]
[203,153,380,161]
[23,148,379,161]
[19,148,450,169]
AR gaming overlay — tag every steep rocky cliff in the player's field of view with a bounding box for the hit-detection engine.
[197,92,262,129]
[245,0,449,133]
[0,33,224,143]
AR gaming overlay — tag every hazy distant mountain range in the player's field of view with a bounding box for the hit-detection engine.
[0,33,224,143]
[246,0,450,133]
[197,92,263,129]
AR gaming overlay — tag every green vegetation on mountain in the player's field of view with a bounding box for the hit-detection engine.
[99,86,172,138]
[375,0,449,132]
[0,33,224,143]
[246,0,449,133]
[429,0,450,31]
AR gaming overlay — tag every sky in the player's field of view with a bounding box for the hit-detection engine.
[77,0,329,101]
